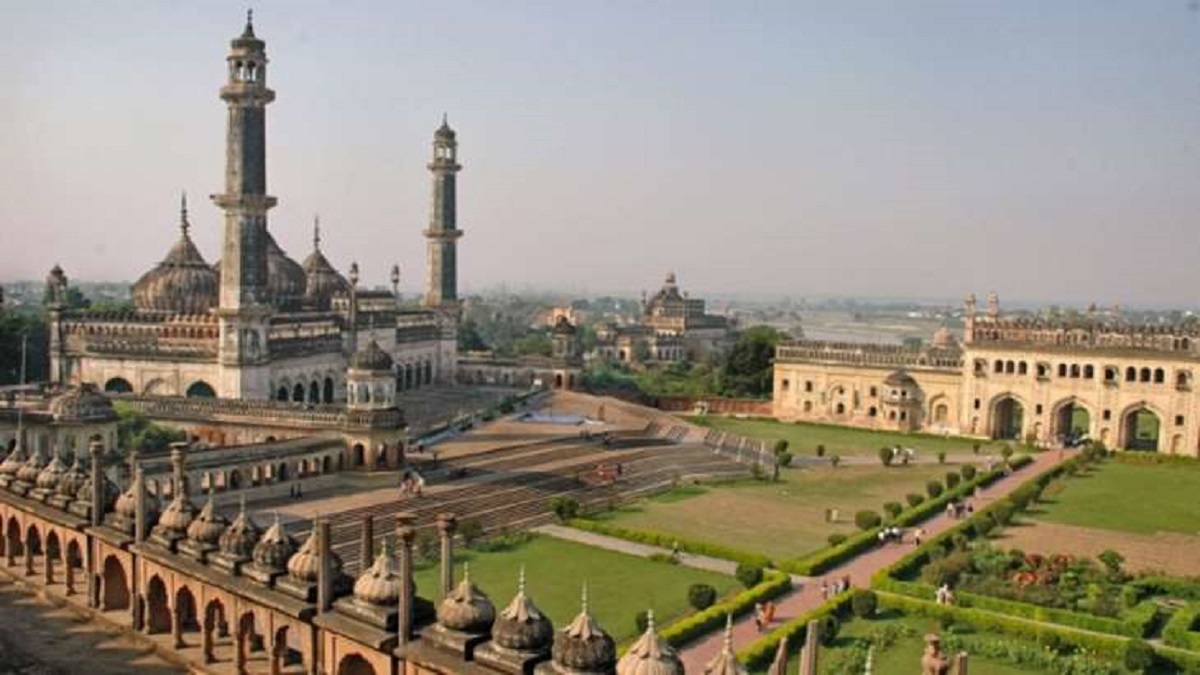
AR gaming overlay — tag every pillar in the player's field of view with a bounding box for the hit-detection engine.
[170,442,189,498]
[359,515,374,567]
[6,534,15,567]
[799,619,820,675]
[64,553,75,595]
[316,520,332,614]
[270,634,284,675]
[203,616,216,664]
[88,440,104,527]
[437,512,457,599]
[23,541,33,577]
[173,602,185,649]
[955,652,968,675]
[44,548,54,585]
[236,624,248,675]
[396,516,416,646]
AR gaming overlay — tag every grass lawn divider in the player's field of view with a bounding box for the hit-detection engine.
[1163,602,1200,652]
[565,518,772,568]
[646,570,792,651]
[734,589,858,669]
[779,454,1033,576]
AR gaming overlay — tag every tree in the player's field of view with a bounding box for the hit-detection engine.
[851,590,878,618]
[855,510,882,530]
[115,405,186,456]
[878,447,894,467]
[548,496,580,522]
[631,339,653,364]
[457,319,490,352]
[0,310,49,385]
[719,326,786,398]
[688,584,717,610]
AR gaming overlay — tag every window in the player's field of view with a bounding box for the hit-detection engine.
[804,381,813,393]
[973,398,981,410]
[1005,360,1015,374]
[869,386,877,397]
[1154,368,1165,384]
[803,401,813,413]
[994,360,1004,374]
[974,359,987,375]
[835,403,846,415]
[1103,409,1111,421]
[868,406,877,417]
[1058,364,1068,378]
[1104,367,1117,382]
[900,411,908,421]
[1018,362,1028,375]
[1037,363,1049,378]
[1035,404,1043,415]
[781,379,790,392]
[1126,367,1136,382]
[1083,365,1094,379]
[1070,364,1080,378]
[1140,367,1151,383]
[1176,415,1185,427]
[1177,370,1192,389]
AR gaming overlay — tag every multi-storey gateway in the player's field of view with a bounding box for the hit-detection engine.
[773,293,1200,456]
[46,16,463,403]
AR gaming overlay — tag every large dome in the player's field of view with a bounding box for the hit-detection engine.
[49,384,117,423]
[132,199,218,315]
[212,231,307,311]
[302,222,350,310]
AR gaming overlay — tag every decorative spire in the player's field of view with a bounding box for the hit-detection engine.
[646,608,655,632]
[442,112,448,126]
[581,581,589,615]
[722,613,733,650]
[243,8,255,37]
[518,564,526,595]
[313,215,321,251]
[703,614,748,675]
[180,191,190,236]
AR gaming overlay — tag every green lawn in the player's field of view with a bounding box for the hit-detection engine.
[688,416,1007,458]
[598,463,964,561]
[793,612,1047,675]
[413,535,738,642]
[1035,462,1200,536]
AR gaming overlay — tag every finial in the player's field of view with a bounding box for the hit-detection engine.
[238,493,247,516]
[723,614,734,649]
[646,608,656,632]
[518,565,526,595]
[247,8,253,28]
[463,561,471,583]
[442,112,448,126]
[313,215,321,251]
[180,191,190,235]
[581,582,589,614]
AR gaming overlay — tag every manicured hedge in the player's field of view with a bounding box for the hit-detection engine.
[781,456,1032,576]
[656,570,792,648]
[736,590,857,669]
[1163,602,1200,652]
[1130,576,1200,602]
[567,518,771,568]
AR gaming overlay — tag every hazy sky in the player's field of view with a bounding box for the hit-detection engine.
[2,1,1199,306]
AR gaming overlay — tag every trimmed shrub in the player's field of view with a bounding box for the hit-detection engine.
[937,451,947,464]
[878,447,894,466]
[818,614,841,645]
[549,496,580,522]
[1124,639,1156,672]
[773,439,789,455]
[945,472,960,489]
[926,481,944,498]
[830,454,841,468]
[735,563,764,589]
[855,510,882,530]
[882,501,902,519]
[827,533,847,546]
[634,609,650,634]
[961,465,977,480]
[688,584,717,610]
[851,589,878,618]
[660,571,791,648]
[816,444,826,457]
[905,493,925,507]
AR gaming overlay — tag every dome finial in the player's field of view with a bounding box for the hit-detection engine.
[245,8,254,33]
[463,561,471,583]
[581,581,589,615]
[518,564,526,595]
[180,191,190,236]
[313,215,321,251]
[646,608,655,632]
[442,111,448,126]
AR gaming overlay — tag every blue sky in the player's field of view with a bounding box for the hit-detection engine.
[2,1,1199,306]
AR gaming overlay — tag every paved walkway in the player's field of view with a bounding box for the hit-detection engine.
[676,450,1068,672]
[533,524,739,575]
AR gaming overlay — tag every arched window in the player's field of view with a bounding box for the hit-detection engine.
[1140,367,1151,383]
[1083,365,1094,379]
[1005,360,1015,374]
[1070,364,1080,378]
[1153,368,1165,384]
[292,384,305,402]
[104,377,133,394]
[867,406,877,417]
[323,377,335,403]
[1018,362,1027,375]
[1126,367,1136,382]
[1058,364,1068,378]
[994,360,1004,374]
[185,381,216,398]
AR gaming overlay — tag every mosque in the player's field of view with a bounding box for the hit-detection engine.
[45,12,462,404]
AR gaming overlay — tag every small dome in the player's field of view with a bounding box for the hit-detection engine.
[114,477,160,522]
[265,233,307,311]
[186,492,230,545]
[493,568,554,652]
[131,200,218,315]
[57,454,88,497]
[16,449,47,484]
[35,454,66,490]
[353,544,402,606]
[252,514,298,569]
[218,499,261,559]
[552,586,616,673]
[286,524,343,582]
[553,316,577,335]
[155,491,197,535]
[436,116,456,140]
[617,611,683,675]
[48,384,117,423]
[302,223,350,311]
[702,616,747,675]
[350,340,394,372]
[74,472,120,512]
[437,564,496,633]
[1,445,27,477]
[884,370,917,387]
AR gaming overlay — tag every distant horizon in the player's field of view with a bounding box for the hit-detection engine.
[3,2,1199,307]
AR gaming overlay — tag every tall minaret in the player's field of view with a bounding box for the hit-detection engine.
[212,12,276,399]
[423,116,463,310]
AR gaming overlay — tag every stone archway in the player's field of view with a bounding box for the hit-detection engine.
[6,518,23,565]
[203,599,228,664]
[1051,399,1091,444]
[1121,406,1161,452]
[990,395,1024,440]
[104,377,133,394]
[145,576,171,634]
[44,530,60,584]
[65,539,82,595]
[185,381,216,398]
[101,555,130,611]
[175,586,199,647]
[337,654,376,675]
[352,444,365,468]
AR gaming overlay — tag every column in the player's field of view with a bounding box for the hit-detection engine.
[396,513,416,646]
[954,652,969,675]
[44,548,54,584]
[799,619,820,675]
[173,601,185,649]
[64,554,75,595]
[359,515,373,567]
[203,615,216,664]
[436,513,456,599]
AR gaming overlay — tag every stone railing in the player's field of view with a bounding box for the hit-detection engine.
[115,395,404,430]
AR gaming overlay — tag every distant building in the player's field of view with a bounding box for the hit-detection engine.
[593,272,736,364]
[774,292,1200,456]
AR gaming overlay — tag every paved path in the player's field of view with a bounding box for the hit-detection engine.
[676,450,1068,672]
[534,524,739,575]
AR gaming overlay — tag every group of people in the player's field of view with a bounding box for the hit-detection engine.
[753,600,778,633]
[399,469,425,498]
[945,500,974,519]
[877,525,905,544]
[935,583,956,606]
[819,575,853,600]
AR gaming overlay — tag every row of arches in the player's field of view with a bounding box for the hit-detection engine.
[397,360,434,391]
[977,359,1192,389]
[275,376,336,405]
[987,395,1168,451]
[103,377,215,398]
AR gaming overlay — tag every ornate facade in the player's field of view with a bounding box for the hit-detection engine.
[773,293,1200,456]
[47,16,461,403]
